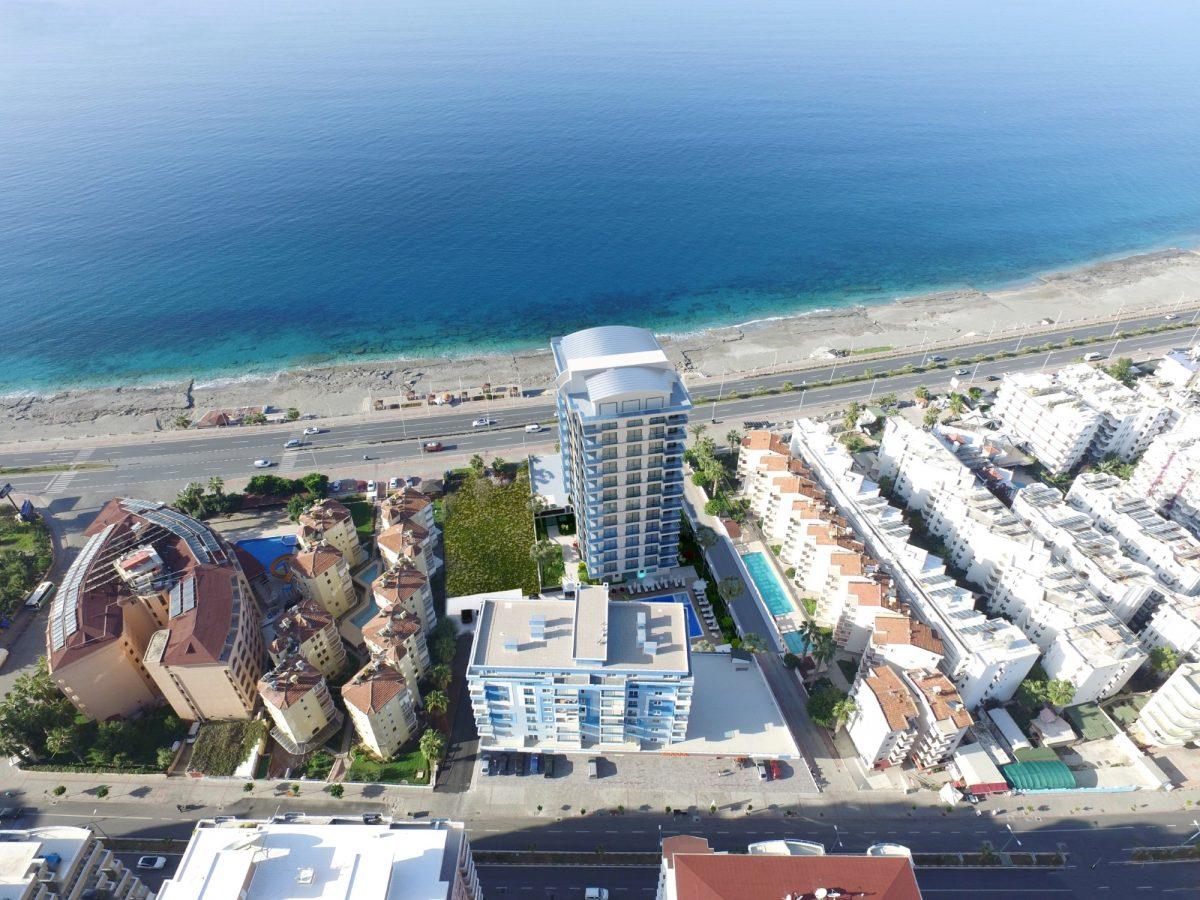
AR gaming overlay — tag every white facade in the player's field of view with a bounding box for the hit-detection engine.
[157,816,480,900]
[552,326,689,581]
[468,586,693,750]
[0,827,152,900]
[993,364,1170,475]
[791,419,1039,709]
[847,664,917,769]
[1068,473,1200,596]
[1132,663,1200,748]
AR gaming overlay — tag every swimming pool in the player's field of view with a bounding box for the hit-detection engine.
[656,591,703,639]
[781,631,812,655]
[235,535,298,581]
[742,551,796,617]
[349,598,381,628]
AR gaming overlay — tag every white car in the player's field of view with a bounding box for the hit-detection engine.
[303,426,321,435]
[388,477,403,490]
[585,889,609,900]
[1165,313,1178,320]
[954,368,970,376]
[472,418,492,428]
[366,480,377,495]
[137,856,166,870]
[253,458,272,468]
[524,423,541,433]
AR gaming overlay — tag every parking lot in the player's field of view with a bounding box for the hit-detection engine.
[472,748,809,815]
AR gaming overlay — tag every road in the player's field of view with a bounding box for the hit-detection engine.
[3,311,1198,507]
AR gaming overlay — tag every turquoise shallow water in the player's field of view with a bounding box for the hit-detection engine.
[2,0,1199,390]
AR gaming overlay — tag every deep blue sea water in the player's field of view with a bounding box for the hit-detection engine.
[2,0,1200,391]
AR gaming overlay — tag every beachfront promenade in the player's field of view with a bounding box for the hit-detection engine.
[2,309,1196,510]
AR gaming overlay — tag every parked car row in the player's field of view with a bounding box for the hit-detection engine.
[755,758,785,780]
[480,751,557,778]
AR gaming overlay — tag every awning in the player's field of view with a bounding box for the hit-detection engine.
[1001,760,1076,792]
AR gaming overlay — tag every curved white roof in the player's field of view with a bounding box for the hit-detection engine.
[558,325,662,363]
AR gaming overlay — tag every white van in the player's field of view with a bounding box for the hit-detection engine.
[585,889,609,900]
[1083,352,1102,362]
[25,581,54,610]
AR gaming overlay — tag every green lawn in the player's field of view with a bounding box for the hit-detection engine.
[344,499,375,544]
[444,470,538,596]
[0,510,52,615]
[347,746,429,785]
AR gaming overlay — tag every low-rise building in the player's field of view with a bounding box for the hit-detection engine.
[656,835,922,900]
[847,664,919,769]
[362,604,431,687]
[468,585,693,750]
[268,598,347,678]
[47,498,263,722]
[791,420,1038,709]
[372,561,436,632]
[1131,662,1200,748]
[290,542,358,618]
[1067,471,1200,595]
[258,656,343,756]
[298,498,367,568]
[342,658,421,760]
[157,815,480,900]
[907,669,972,768]
[0,826,153,900]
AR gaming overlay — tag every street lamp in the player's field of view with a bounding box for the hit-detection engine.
[1000,823,1022,852]
[1181,819,1200,846]
[1109,302,1126,339]
[832,823,843,849]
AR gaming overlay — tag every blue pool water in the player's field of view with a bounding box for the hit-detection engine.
[3,1,1200,390]
[782,632,812,655]
[657,592,703,640]
[742,552,795,617]
[235,536,298,580]
[349,598,381,629]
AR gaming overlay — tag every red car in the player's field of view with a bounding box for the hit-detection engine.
[769,760,783,780]
[423,441,444,453]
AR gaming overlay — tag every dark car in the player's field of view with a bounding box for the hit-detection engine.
[529,753,541,776]
[0,808,25,821]
[985,374,1001,381]
[543,754,555,778]
[507,753,521,775]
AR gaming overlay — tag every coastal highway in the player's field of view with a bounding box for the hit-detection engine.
[3,311,1198,506]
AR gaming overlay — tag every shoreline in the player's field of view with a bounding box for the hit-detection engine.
[4,245,1200,442]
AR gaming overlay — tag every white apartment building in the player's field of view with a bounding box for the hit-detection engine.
[1139,594,1200,660]
[1068,472,1200,595]
[0,826,153,900]
[551,326,689,581]
[467,585,693,750]
[880,418,1144,704]
[1155,346,1200,389]
[158,816,480,900]
[1131,663,1200,748]
[993,364,1171,475]
[791,419,1039,709]
[1013,482,1168,622]
[1131,422,1200,539]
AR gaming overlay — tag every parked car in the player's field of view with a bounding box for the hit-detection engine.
[366,480,377,495]
[284,438,301,448]
[423,441,444,453]
[529,753,541,776]
[479,753,491,776]
[186,721,201,744]
[769,759,783,780]
[252,458,272,468]
[388,476,403,490]
[542,754,555,778]
[472,418,493,428]
[0,807,24,821]
[585,889,609,900]
[524,423,541,433]
[303,426,321,435]
[587,757,599,779]
[756,760,770,780]
[137,856,167,870]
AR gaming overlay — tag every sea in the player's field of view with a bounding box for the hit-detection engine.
[2,0,1199,391]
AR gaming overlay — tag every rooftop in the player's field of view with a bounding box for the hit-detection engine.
[341,659,410,715]
[259,656,327,710]
[864,665,919,732]
[291,542,344,579]
[471,587,689,674]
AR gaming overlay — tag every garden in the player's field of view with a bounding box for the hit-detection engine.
[0,506,52,615]
[188,719,267,776]
[443,464,539,596]
[347,743,430,785]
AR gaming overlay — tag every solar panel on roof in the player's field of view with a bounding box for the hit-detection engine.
[50,525,114,651]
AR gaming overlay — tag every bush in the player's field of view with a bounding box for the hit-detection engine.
[245,474,303,497]
[95,785,109,798]
[52,785,66,796]
[328,784,345,798]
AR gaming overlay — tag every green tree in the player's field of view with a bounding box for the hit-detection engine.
[967,386,983,401]
[430,664,453,692]
[424,690,449,716]
[1045,679,1076,709]
[530,539,562,588]
[842,401,862,431]
[923,407,941,429]
[207,476,225,500]
[740,632,767,653]
[156,746,177,770]
[811,632,837,674]
[0,658,79,761]
[469,454,486,476]
[492,456,507,474]
[725,429,743,452]
[44,726,83,763]
[689,423,708,442]
[692,639,716,653]
[807,684,850,729]
[877,392,898,411]
[782,652,801,670]
[948,393,965,417]
[831,697,857,728]
[300,472,330,498]
[243,412,268,425]
[286,407,301,421]
[419,728,447,763]
[176,482,205,516]
[1150,645,1180,675]
[172,414,191,429]
[717,576,744,604]
[287,494,310,523]
[1104,357,1136,387]
[694,525,719,551]
[914,385,930,401]
[328,783,345,798]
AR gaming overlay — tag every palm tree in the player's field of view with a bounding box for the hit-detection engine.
[831,697,857,729]
[469,454,486,475]
[176,482,205,515]
[811,632,837,675]
[842,401,862,431]
[419,728,446,763]
[424,690,449,717]
[948,394,965,417]
[923,407,940,429]
[725,429,743,452]
[207,476,225,499]
[800,618,824,647]
[44,726,82,763]
[491,456,507,475]
[430,664,453,692]
[914,384,930,401]
[717,576,744,604]
[740,632,767,653]
[689,423,708,442]
[530,539,562,588]
[694,525,718,551]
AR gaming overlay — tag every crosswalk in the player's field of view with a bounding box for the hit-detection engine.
[43,448,95,495]
[279,449,303,473]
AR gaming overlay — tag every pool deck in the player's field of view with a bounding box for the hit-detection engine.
[607,566,718,643]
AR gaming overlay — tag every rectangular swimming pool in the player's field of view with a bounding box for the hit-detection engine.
[781,631,811,655]
[656,591,703,639]
[349,598,381,628]
[742,551,796,617]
